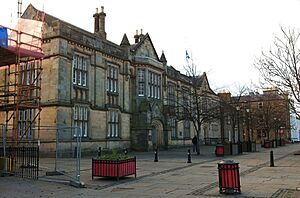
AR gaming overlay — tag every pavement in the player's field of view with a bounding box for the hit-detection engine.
[1,143,300,198]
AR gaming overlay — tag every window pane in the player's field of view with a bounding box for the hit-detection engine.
[138,83,144,96]
[77,71,81,85]
[79,122,83,137]
[110,67,113,78]
[73,107,78,120]
[115,111,118,122]
[158,86,160,99]
[115,124,118,137]
[106,79,109,91]
[78,56,82,69]
[138,69,144,82]
[24,110,27,120]
[82,72,86,86]
[109,79,112,92]
[19,111,22,120]
[108,123,111,137]
[83,58,87,70]
[84,107,87,120]
[114,67,117,78]
[72,55,77,69]
[114,80,117,92]
[79,107,82,120]
[73,69,77,84]
[84,122,88,137]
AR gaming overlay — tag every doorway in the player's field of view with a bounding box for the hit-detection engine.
[151,120,164,149]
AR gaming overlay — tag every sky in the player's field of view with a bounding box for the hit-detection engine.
[2,0,300,93]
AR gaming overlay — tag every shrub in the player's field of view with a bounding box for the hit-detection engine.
[97,149,129,160]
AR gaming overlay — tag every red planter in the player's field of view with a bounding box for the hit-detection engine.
[264,140,271,148]
[92,157,136,180]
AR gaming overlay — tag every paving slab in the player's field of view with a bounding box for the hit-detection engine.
[1,144,300,197]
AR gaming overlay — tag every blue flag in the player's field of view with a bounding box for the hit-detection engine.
[186,50,190,59]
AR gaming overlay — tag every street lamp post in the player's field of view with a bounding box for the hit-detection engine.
[236,106,242,154]
[273,117,280,148]
[277,119,281,146]
[246,108,251,152]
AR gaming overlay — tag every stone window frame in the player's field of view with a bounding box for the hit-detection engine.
[106,64,118,93]
[258,102,263,109]
[73,105,89,137]
[19,60,39,99]
[18,109,33,139]
[148,70,161,99]
[168,82,176,106]
[169,117,177,139]
[107,109,119,138]
[106,63,119,106]
[183,119,190,139]
[72,54,88,87]
[20,61,38,86]
[137,68,145,96]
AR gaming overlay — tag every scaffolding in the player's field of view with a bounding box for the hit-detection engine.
[0,18,44,146]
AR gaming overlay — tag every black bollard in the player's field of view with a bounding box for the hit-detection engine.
[187,149,192,163]
[98,146,102,157]
[154,148,158,162]
[270,150,274,167]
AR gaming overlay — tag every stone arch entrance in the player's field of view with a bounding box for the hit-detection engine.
[151,120,164,149]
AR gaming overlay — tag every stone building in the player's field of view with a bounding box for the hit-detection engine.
[219,88,290,146]
[237,89,290,145]
[0,4,220,154]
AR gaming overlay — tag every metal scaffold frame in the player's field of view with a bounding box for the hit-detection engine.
[0,15,44,146]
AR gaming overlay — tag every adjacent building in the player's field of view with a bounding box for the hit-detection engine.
[219,88,290,146]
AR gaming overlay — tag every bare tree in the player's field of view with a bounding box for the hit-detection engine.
[249,94,289,143]
[219,85,247,144]
[181,61,220,155]
[255,27,300,117]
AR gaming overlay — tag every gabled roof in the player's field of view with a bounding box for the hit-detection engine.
[130,33,160,61]
[197,72,216,95]
[23,4,60,28]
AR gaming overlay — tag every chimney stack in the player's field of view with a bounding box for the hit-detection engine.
[134,29,139,43]
[93,8,100,33]
[93,6,107,39]
[99,6,107,39]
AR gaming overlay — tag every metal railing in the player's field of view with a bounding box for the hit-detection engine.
[0,146,39,179]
